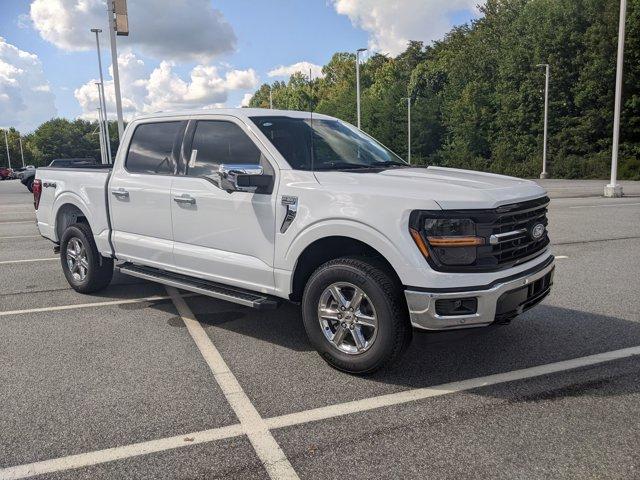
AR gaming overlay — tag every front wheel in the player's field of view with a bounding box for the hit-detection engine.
[60,222,113,293]
[302,257,412,374]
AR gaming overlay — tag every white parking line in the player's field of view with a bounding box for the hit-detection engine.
[0,220,35,224]
[0,424,244,480]
[0,294,181,317]
[556,255,569,259]
[569,202,640,209]
[167,287,299,480]
[1,344,638,479]
[266,345,640,429]
[0,257,57,265]
[0,235,41,240]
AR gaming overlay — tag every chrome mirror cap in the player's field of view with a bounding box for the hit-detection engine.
[218,164,264,193]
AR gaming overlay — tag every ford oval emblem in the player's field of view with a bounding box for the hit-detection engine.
[531,223,545,240]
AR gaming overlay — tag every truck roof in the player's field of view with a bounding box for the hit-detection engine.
[133,108,337,122]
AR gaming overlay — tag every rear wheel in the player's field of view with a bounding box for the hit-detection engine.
[25,177,34,192]
[60,222,113,293]
[302,257,411,374]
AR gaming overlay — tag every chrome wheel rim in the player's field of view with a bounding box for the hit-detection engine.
[66,237,88,282]
[318,282,378,355]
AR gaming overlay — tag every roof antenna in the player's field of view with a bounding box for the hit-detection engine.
[309,68,315,172]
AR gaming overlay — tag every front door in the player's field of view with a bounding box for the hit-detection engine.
[109,120,186,269]
[170,118,278,293]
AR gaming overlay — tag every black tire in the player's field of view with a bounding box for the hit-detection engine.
[25,177,34,192]
[60,222,113,293]
[302,256,412,374]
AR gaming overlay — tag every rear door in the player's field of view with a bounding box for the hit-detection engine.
[109,120,186,269]
[170,116,278,293]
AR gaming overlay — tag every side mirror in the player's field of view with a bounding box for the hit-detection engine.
[218,164,270,193]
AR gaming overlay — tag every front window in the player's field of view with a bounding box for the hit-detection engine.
[250,116,407,170]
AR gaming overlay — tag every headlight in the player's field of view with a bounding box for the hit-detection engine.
[409,214,484,266]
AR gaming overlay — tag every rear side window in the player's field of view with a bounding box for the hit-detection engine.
[126,121,184,174]
[187,121,261,177]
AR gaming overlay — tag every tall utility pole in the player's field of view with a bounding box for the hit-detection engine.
[3,130,11,169]
[97,106,107,165]
[96,82,112,163]
[401,97,411,164]
[18,136,25,168]
[96,83,108,164]
[269,87,273,109]
[605,0,627,198]
[536,63,550,179]
[107,0,128,140]
[91,29,111,163]
[355,48,367,129]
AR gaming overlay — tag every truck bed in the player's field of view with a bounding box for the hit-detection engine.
[35,166,113,256]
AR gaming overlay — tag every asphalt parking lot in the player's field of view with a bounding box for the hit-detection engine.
[1,178,639,479]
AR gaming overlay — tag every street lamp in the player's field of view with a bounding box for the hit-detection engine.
[401,97,412,164]
[91,28,112,164]
[95,83,108,164]
[536,63,550,179]
[107,0,127,140]
[355,48,367,129]
[3,130,11,169]
[19,135,25,168]
[605,0,627,198]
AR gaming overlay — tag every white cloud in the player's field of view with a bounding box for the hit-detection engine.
[268,61,324,79]
[74,52,259,119]
[0,37,56,132]
[239,93,253,107]
[332,0,481,55]
[30,0,236,61]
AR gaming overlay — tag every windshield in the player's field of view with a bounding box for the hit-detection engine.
[250,116,407,170]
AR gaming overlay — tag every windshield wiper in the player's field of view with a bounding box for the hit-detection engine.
[375,161,410,167]
[313,163,376,171]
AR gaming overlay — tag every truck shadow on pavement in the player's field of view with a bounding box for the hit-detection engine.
[185,297,640,389]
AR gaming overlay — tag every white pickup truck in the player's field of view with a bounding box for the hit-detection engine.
[34,109,554,373]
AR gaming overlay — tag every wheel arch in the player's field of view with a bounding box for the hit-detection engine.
[53,198,92,243]
[289,235,404,302]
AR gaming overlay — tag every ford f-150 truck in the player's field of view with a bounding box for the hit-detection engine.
[34,109,554,373]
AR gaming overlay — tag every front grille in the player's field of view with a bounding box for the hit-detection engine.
[479,196,550,269]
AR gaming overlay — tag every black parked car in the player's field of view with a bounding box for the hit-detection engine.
[22,158,97,192]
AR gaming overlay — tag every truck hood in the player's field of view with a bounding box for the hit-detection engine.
[314,166,547,210]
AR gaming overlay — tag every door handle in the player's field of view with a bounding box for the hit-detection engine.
[173,194,196,205]
[111,188,129,199]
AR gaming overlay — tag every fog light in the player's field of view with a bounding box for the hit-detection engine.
[435,297,478,316]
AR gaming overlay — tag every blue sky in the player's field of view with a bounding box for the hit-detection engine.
[0,0,479,132]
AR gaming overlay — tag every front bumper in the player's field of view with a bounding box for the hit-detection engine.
[405,256,555,331]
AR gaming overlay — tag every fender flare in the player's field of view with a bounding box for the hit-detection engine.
[283,219,412,280]
[51,191,93,241]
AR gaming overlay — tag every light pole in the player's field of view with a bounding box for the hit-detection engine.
[91,29,112,163]
[95,83,108,164]
[107,1,125,140]
[401,97,411,164]
[3,130,11,169]
[269,86,273,109]
[355,48,367,129]
[18,136,25,168]
[96,106,107,165]
[96,82,112,163]
[536,63,550,179]
[605,0,627,198]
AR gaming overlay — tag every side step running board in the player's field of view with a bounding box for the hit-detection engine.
[117,263,279,310]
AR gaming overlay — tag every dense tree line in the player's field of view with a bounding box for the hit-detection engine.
[250,0,640,179]
[0,119,120,168]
